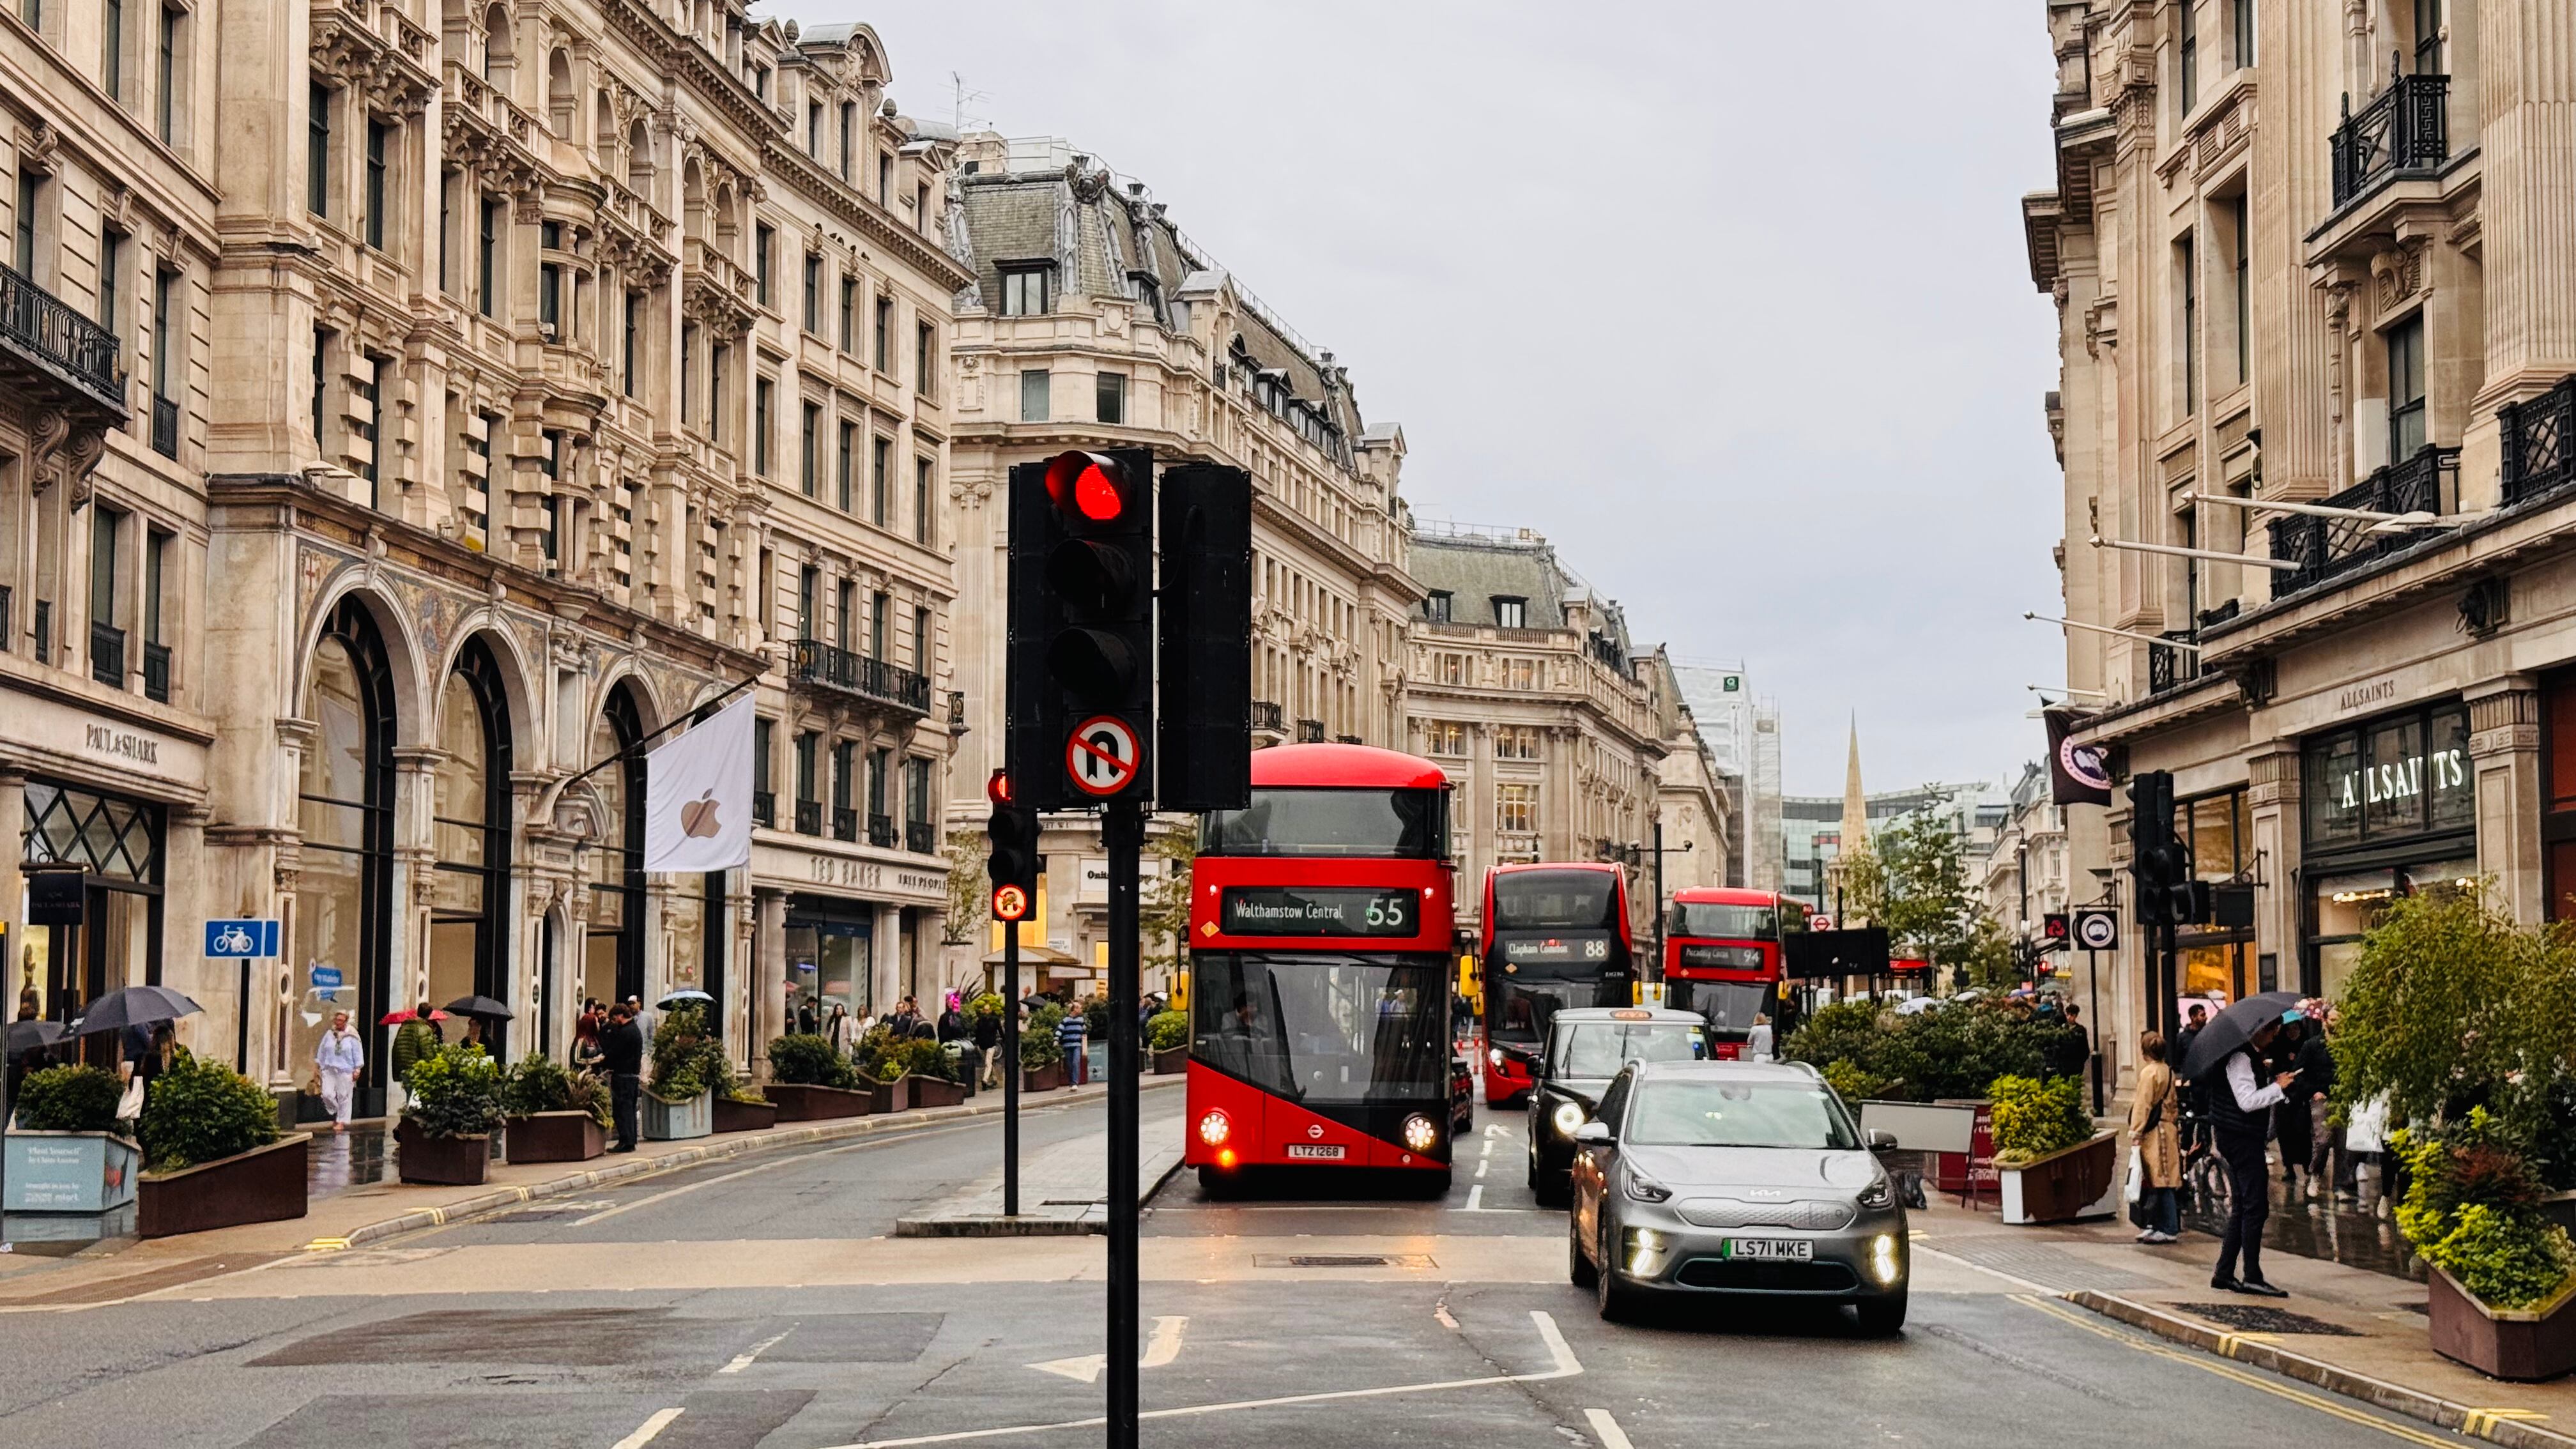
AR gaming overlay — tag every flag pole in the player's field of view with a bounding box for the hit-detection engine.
[558,670,764,793]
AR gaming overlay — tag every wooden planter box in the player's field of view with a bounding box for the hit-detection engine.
[2429,1267,2576,1381]
[860,1074,911,1114]
[505,1111,606,1163]
[4,1130,142,1212]
[1023,1061,1067,1093]
[1998,1132,2119,1225]
[1151,1046,1188,1075]
[765,1083,872,1121]
[137,1133,310,1238]
[712,1097,777,1132]
[908,1076,966,1109]
[395,1121,491,1186]
[643,1088,713,1140]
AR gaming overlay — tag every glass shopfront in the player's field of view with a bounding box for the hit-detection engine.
[785,893,875,1034]
[21,779,165,1068]
[2301,698,2476,1002]
[2175,788,2253,1000]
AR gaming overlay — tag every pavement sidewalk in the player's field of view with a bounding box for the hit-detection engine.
[893,1105,1184,1236]
[1912,1191,2576,1448]
[0,1075,1182,1308]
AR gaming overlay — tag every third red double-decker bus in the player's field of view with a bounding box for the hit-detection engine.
[1662,887,1805,1057]
[1183,744,1463,1194]
[1478,862,1637,1105]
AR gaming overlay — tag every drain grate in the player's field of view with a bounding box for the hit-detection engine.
[2175,1302,2364,1336]
[1252,1253,1436,1269]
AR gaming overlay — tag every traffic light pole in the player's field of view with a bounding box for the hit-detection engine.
[1003,927,1021,1218]
[1103,797,1144,1449]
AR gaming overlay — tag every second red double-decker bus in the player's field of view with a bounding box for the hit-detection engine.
[1478,862,1637,1105]
[1662,887,1805,1058]
[1183,744,1462,1193]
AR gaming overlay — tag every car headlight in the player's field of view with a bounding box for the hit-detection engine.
[1487,1048,1503,1068]
[1623,1169,1671,1204]
[1197,1110,1231,1147]
[1868,1232,1903,1285]
[1627,1227,1667,1275]
[1857,1178,1893,1209]
[1402,1114,1439,1153]
[1551,1101,1586,1137]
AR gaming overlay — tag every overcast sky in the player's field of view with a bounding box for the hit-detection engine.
[816,1,2068,798]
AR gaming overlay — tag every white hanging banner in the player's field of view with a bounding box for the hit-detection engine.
[641,694,756,873]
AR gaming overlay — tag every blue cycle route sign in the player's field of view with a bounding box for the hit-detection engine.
[204,919,281,958]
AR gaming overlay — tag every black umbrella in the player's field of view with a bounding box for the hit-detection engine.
[71,985,203,1035]
[2179,992,2305,1082]
[6,1019,67,1058]
[442,995,514,1020]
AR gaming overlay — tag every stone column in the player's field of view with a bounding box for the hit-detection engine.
[391,746,444,1010]
[2467,677,2543,923]
[2245,741,2304,999]
[752,887,786,1074]
[0,770,23,1017]
[873,901,901,1016]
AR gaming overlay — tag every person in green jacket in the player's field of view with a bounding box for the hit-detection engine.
[390,1000,443,1092]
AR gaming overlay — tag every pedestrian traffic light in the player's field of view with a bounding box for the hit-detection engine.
[986,769,1036,921]
[1008,448,1154,809]
[1156,461,1254,813]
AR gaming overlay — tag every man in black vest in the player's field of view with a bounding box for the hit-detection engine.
[601,1004,647,1153]
[2207,1015,2299,1296]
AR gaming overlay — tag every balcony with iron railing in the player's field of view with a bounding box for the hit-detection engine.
[1295,718,1326,743]
[1250,700,1284,733]
[787,638,931,714]
[2331,59,2449,211]
[868,813,896,848]
[794,798,822,835]
[905,820,935,854]
[151,395,178,459]
[142,641,170,703]
[2501,374,2576,509]
[0,259,128,420]
[2267,445,2460,601]
[90,621,125,688]
[2147,630,2200,694]
[753,790,776,828]
[832,806,858,843]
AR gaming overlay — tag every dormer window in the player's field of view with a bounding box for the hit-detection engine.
[999,262,1052,317]
[1492,596,1527,629]
[1424,591,1453,624]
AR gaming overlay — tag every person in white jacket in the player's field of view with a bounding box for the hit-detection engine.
[312,1011,365,1131]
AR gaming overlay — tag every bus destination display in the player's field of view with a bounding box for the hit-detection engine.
[1501,935,1612,964]
[1221,886,1419,937]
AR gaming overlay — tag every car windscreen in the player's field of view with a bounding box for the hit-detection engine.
[1200,788,1443,859]
[1623,1079,1860,1150]
[1548,1022,1706,1078]
[1670,901,1778,940]
[1491,870,1618,930]
[1190,952,1446,1102]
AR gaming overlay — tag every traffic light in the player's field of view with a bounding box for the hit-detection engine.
[1008,448,1154,809]
[1156,462,1254,813]
[985,769,1036,921]
[2129,770,2181,926]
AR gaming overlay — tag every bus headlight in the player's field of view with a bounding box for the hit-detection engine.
[1487,1048,1503,1068]
[1402,1114,1439,1153]
[1197,1110,1232,1147]
[1551,1102,1586,1137]
[1869,1232,1903,1285]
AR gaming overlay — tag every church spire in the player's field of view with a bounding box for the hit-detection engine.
[1839,716,1867,864]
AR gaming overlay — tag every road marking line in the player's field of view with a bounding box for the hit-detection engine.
[1475,1159,1488,1179]
[1584,1409,1636,1449]
[610,1407,684,1449]
[2011,1294,2453,1446]
[842,1310,1581,1447]
[1142,1315,1187,1368]
[572,1121,988,1227]
[1464,1186,1485,1211]
[719,1328,794,1375]
[1433,1303,1460,1330]
[1480,1140,1492,1158]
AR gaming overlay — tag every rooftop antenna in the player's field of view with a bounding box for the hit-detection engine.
[949,72,992,134]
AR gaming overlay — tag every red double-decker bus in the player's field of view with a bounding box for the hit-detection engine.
[1477,862,1637,1106]
[1662,887,1805,1057]
[1183,744,1462,1193]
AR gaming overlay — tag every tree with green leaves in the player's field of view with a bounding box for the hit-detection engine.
[942,827,987,947]
[1142,822,1198,981]
[1840,788,2007,984]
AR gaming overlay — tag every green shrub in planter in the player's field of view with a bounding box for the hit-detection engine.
[767,1033,857,1088]
[14,1064,127,1133]
[1019,1004,1064,1070]
[1820,1058,1888,1107]
[650,1006,732,1100]
[1784,997,2060,1103]
[505,1054,611,1128]
[2394,1110,2576,1310]
[871,1036,947,1083]
[1084,993,1111,1039]
[138,1049,280,1171]
[1987,1074,2090,1165]
[402,1045,507,1140]
[1146,1010,1188,1052]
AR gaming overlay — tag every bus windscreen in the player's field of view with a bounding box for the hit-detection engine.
[1670,900,1779,940]
[1190,953,1446,1101]
[1200,789,1443,859]
[1491,870,1618,930]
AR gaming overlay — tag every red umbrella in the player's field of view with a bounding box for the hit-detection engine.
[378,1008,451,1025]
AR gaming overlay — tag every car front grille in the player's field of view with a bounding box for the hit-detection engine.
[1674,1258,1862,1293]
[1674,1197,1854,1232]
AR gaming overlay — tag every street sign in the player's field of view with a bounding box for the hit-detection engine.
[310,964,344,989]
[1809,913,1834,932]
[204,919,282,958]
[2071,907,2119,951]
[1066,714,1142,798]
[992,883,1031,921]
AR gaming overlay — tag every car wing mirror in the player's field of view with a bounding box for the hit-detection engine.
[1866,1128,1899,1151]
[1572,1121,1613,1147]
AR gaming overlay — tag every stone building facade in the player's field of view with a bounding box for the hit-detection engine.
[1979,762,2077,958]
[1,0,963,1105]
[2026,0,2576,1094]
[1403,524,1667,942]
[942,135,1417,995]
[1643,650,1737,919]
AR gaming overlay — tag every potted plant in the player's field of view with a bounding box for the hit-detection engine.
[1987,1073,2113,1224]
[135,1049,307,1236]
[712,1079,775,1133]
[397,1045,505,1185]
[1147,1009,1190,1075]
[4,1064,141,1213]
[763,1033,871,1121]
[2336,891,2576,1379]
[852,1025,917,1113]
[502,1055,610,1163]
[1020,1004,1067,1092]
[876,1035,966,1109]
[643,1006,717,1140]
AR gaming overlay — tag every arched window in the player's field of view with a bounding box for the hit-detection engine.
[294,598,395,1107]
[547,48,574,137]
[626,119,653,192]
[431,638,513,1054]
[586,684,646,1006]
[481,1,512,86]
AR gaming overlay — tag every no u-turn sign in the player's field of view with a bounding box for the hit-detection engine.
[1066,715,1143,798]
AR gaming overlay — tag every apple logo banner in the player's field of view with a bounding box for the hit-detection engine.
[642,694,756,871]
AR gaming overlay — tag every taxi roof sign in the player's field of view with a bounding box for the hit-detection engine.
[1611,1009,1652,1020]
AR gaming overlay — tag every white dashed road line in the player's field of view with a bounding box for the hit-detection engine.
[717,1328,794,1375]
[609,1407,684,1448]
[1584,1409,1637,1449]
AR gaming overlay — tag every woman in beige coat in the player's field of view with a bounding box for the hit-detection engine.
[2129,1031,2184,1243]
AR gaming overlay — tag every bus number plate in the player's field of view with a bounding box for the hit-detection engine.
[1221,887,1419,937]
[1285,1144,1347,1160]
[1721,1238,1812,1261]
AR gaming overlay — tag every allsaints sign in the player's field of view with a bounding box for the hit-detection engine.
[2304,700,2474,847]
[2333,743,2468,812]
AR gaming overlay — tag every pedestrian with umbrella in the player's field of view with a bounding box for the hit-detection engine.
[390,1001,444,1112]
[2181,991,2304,1296]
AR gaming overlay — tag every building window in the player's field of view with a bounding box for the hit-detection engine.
[2388,313,2426,460]
[310,326,328,446]
[877,151,891,206]
[2179,232,2199,417]
[797,565,818,638]
[838,277,857,351]
[802,252,821,333]
[477,195,499,318]
[914,457,932,545]
[90,506,122,687]
[754,222,773,308]
[1423,591,1452,624]
[12,169,36,277]
[799,401,818,497]
[363,116,390,249]
[870,436,889,527]
[2234,0,2255,68]
[537,220,561,332]
[915,321,933,395]
[97,228,121,336]
[753,717,774,815]
[1096,372,1126,425]
[838,103,855,181]
[150,267,177,459]
[142,528,168,701]
[1425,721,1464,756]
[622,289,640,397]
[437,172,453,291]
[2178,0,2197,116]
[1496,725,1542,760]
[1000,266,1049,317]
[355,354,383,507]
[1497,783,1537,835]
[873,295,891,372]
[912,604,930,671]
[2232,195,2250,387]
[753,377,772,475]
[307,82,330,215]
[834,578,854,651]
[1019,369,1050,422]
[1505,658,1537,690]
[1491,595,1526,629]
[155,3,178,145]
[1436,653,1465,686]
[869,590,889,660]
[793,731,818,825]
[104,0,123,99]
[806,101,821,157]
[2413,0,2441,73]
[836,420,854,511]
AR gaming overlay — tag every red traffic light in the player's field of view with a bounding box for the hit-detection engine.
[1045,451,1131,523]
[987,769,1014,806]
